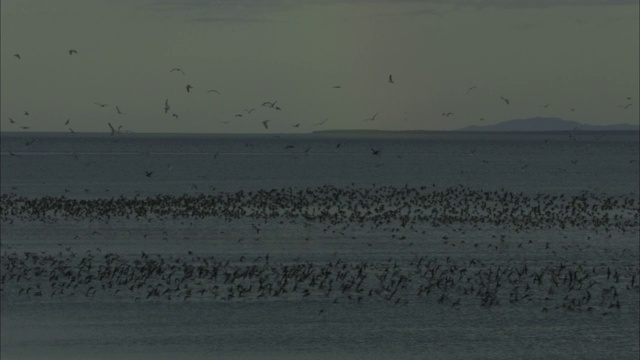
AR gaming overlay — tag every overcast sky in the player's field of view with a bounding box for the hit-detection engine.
[1,0,638,133]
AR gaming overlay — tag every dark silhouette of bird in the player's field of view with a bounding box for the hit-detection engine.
[68,127,75,133]
[371,148,380,155]
[262,120,271,129]
[292,123,300,128]
[332,85,342,89]
[466,86,477,94]
[68,49,78,55]
[364,113,378,122]
[442,112,454,117]
[64,118,70,125]
[285,145,295,149]
[9,117,15,123]
[24,111,29,116]
[542,103,550,108]
[116,106,123,114]
[164,99,170,114]
[108,123,116,136]
[14,54,21,59]
[94,102,109,107]
[145,171,154,177]
[619,103,633,109]
[244,108,255,114]
[185,85,193,92]
[170,68,185,75]
[234,114,243,118]
[388,74,394,84]
[500,97,510,105]
[207,90,221,95]
[20,126,30,129]
[172,113,179,119]
[313,118,328,126]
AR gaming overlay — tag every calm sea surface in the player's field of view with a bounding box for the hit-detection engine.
[1,131,639,359]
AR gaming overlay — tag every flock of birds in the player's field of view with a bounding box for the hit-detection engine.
[6,49,635,134]
[1,184,638,314]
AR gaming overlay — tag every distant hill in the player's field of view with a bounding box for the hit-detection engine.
[458,117,639,132]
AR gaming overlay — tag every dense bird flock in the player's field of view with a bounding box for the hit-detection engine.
[1,184,638,314]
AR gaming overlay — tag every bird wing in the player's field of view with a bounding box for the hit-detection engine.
[108,122,116,135]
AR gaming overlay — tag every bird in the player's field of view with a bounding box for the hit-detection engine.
[94,102,109,107]
[292,123,300,128]
[64,118,70,125]
[262,120,271,129]
[332,85,342,89]
[371,148,380,155]
[234,114,243,117]
[313,118,328,126]
[14,54,21,59]
[164,99,170,114]
[24,111,29,116]
[284,145,295,149]
[388,74,394,84]
[500,97,510,105]
[619,103,633,109]
[185,85,193,92]
[145,171,154,177]
[441,112,454,117]
[364,113,378,122]
[542,103,550,108]
[466,86,477,94]
[108,122,116,136]
[20,126,30,129]
[68,49,78,55]
[244,108,255,114]
[68,128,75,133]
[116,106,123,114]
[172,113,179,119]
[207,90,221,95]
[170,68,186,75]
[9,117,15,124]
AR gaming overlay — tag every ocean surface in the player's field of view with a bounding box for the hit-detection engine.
[1,131,639,359]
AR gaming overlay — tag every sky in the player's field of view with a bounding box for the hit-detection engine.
[1,0,638,133]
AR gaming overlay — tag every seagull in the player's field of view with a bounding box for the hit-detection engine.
[64,118,70,125]
[9,117,15,123]
[20,126,30,130]
[244,108,255,114]
[261,120,271,129]
[170,68,186,75]
[145,171,154,177]
[172,113,179,119]
[500,97,510,105]
[68,127,75,133]
[619,103,633,109]
[466,86,477,94]
[313,118,329,126]
[292,123,300,128]
[441,112,454,117]
[116,106,123,114]
[108,122,116,136]
[371,148,380,156]
[364,113,378,122]
[185,84,193,92]
[68,49,78,55]
[388,74,394,84]
[207,90,221,95]
[284,145,295,149]
[24,111,29,116]
[234,114,243,117]
[94,102,109,107]
[542,103,550,108]
[332,85,342,89]
[164,99,170,114]
[14,54,21,59]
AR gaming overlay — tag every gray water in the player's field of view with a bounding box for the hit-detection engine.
[1,131,639,359]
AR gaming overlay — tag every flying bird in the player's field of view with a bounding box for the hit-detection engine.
[244,108,255,114]
[20,126,30,129]
[466,86,477,94]
[68,49,78,55]
[313,118,329,126]
[364,113,378,122]
[164,99,170,114]
[94,102,109,107]
[185,84,193,92]
[441,112,454,117]
[619,103,633,109]
[108,122,116,136]
[9,117,15,123]
[542,103,550,108]
[388,74,394,84]
[292,123,300,128]
[64,118,70,125]
[145,171,154,177]
[371,148,380,156]
[68,127,75,133]
[207,90,221,95]
[262,120,271,129]
[172,113,179,119]
[170,68,186,75]
[14,54,21,59]
[500,97,510,105]
[332,85,342,89]
[24,111,29,116]
[116,106,123,114]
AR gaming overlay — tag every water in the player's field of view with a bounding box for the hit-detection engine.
[1,131,639,359]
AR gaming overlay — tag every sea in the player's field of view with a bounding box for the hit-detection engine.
[1,131,639,359]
